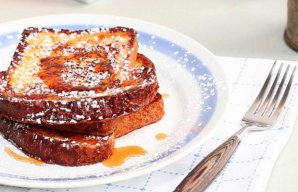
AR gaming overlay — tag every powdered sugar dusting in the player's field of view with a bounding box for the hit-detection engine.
[6,27,154,99]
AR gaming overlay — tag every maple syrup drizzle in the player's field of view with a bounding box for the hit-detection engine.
[4,147,44,166]
[162,93,170,98]
[102,145,147,167]
[155,133,168,140]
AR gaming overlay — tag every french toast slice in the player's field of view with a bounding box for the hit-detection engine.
[0,94,164,166]
[0,116,114,166]
[41,93,164,136]
[0,26,158,125]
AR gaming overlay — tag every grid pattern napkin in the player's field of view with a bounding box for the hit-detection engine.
[1,56,298,192]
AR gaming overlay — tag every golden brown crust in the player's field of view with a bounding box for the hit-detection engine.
[114,93,164,138]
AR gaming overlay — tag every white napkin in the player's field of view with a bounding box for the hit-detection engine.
[1,56,298,192]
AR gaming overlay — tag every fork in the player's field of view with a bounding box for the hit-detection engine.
[174,62,296,192]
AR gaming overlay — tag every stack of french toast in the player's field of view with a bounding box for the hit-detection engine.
[0,26,164,166]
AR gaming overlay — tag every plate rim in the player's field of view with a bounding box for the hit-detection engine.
[0,14,229,188]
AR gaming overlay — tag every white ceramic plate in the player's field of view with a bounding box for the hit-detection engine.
[0,14,228,188]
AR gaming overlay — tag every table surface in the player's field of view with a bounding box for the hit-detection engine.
[0,0,297,191]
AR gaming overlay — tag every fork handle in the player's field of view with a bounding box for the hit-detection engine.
[174,133,242,192]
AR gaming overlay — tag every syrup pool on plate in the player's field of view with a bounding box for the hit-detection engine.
[155,133,168,140]
[5,147,44,166]
[102,145,147,167]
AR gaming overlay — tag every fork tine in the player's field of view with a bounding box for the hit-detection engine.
[270,66,296,120]
[244,61,276,115]
[266,65,290,116]
[259,63,283,115]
